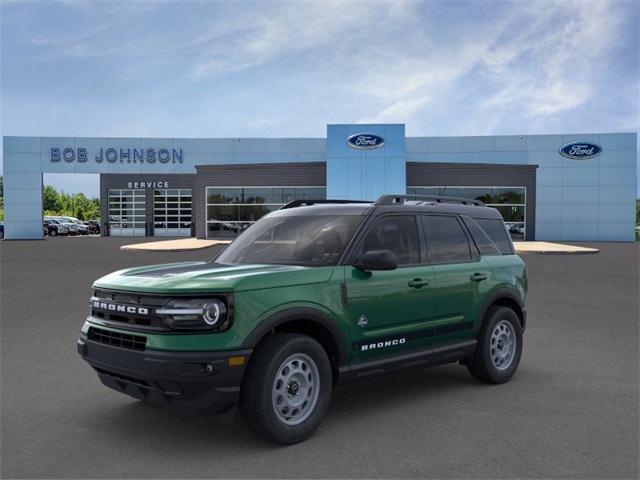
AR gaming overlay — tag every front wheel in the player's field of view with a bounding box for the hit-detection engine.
[467,306,522,384]
[239,333,332,444]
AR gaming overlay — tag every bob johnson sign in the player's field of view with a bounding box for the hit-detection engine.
[50,147,183,164]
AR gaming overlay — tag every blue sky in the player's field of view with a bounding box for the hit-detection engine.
[1,0,638,197]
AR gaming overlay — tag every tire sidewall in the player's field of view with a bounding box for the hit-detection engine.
[478,307,523,383]
[258,336,332,443]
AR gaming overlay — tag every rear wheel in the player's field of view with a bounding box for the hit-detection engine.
[467,306,522,383]
[239,333,332,444]
[50,229,57,237]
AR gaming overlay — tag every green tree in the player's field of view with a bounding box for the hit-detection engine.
[43,185,62,212]
[41,184,100,220]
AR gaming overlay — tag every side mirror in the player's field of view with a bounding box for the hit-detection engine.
[354,249,398,271]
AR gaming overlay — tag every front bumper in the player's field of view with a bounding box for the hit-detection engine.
[77,335,251,413]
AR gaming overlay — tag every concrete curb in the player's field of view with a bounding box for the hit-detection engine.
[120,238,231,252]
[514,241,599,254]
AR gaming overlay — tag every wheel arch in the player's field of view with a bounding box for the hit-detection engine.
[477,288,526,333]
[241,307,349,383]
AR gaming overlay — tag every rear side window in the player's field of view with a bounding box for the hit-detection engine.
[361,216,420,265]
[476,218,514,254]
[422,215,472,263]
[463,217,502,256]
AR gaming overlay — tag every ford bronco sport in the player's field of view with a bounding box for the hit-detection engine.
[77,194,527,444]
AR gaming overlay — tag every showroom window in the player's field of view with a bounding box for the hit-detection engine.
[407,186,526,240]
[205,187,326,238]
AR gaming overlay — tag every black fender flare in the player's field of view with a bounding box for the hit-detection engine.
[241,307,349,366]
[475,287,526,333]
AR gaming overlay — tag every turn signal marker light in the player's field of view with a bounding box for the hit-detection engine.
[228,356,246,366]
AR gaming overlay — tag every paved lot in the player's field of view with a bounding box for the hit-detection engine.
[1,238,638,479]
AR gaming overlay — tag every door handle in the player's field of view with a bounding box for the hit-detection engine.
[470,272,488,282]
[408,278,430,288]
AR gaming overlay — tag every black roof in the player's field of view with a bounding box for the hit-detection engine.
[272,195,503,220]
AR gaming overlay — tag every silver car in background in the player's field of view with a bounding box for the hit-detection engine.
[58,216,90,235]
[46,216,80,235]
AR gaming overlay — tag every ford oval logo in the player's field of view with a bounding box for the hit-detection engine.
[559,141,602,160]
[346,133,384,150]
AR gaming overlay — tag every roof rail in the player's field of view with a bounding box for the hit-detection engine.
[280,199,372,209]
[375,194,484,206]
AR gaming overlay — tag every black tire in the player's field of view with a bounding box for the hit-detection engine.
[50,229,57,237]
[467,306,522,384]
[239,333,332,444]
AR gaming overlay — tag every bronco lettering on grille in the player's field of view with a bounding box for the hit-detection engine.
[91,300,149,315]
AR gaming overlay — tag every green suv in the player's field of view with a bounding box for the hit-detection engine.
[77,194,527,444]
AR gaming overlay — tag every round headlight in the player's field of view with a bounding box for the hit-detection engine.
[157,298,229,331]
[203,302,224,326]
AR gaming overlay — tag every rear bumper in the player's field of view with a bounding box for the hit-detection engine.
[77,336,251,413]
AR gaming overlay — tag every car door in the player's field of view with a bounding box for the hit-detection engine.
[421,214,492,343]
[345,214,437,361]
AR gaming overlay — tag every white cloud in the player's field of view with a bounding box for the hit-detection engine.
[479,0,623,117]
[3,0,637,139]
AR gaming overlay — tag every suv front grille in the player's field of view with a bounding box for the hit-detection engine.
[88,326,146,351]
[90,290,169,331]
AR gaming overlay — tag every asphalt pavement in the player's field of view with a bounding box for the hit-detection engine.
[1,237,638,479]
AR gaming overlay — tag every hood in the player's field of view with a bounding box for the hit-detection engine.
[93,261,336,294]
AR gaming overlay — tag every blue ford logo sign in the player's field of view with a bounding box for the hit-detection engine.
[559,142,602,160]
[346,133,384,150]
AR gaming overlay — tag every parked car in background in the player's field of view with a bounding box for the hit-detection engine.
[0,222,4,239]
[53,217,81,236]
[57,216,90,235]
[83,220,101,235]
[44,218,69,236]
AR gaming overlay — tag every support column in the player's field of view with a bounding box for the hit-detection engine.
[3,138,44,240]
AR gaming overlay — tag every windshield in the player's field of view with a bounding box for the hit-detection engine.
[216,214,363,267]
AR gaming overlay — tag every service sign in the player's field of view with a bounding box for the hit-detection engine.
[346,133,385,150]
[559,142,602,160]
[127,181,170,189]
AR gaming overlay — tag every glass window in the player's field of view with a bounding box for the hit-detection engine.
[108,189,146,233]
[207,205,239,222]
[207,221,250,238]
[463,218,502,256]
[504,223,525,241]
[216,215,362,266]
[238,205,280,221]
[488,188,525,204]
[408,186,526,240]
[476,219,514,254]
[361,216,420,265]
[207,188,242,204]
[423,215,472,263]
[242,187,282,204]
[492,205,524,223]
[206,187,327,239]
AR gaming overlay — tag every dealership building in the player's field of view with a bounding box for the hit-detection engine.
[2,124,637,241]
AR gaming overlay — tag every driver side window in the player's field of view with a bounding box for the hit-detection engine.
[361,216,420,265]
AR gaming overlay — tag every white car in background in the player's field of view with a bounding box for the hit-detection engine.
[58,216,90,235]
[43,218,69,236]
[47,216,80,236]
